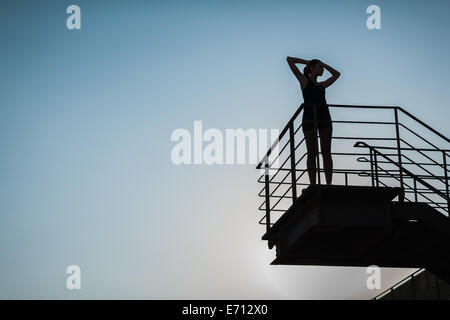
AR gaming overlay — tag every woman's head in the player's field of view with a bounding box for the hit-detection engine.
[303,59,324,78]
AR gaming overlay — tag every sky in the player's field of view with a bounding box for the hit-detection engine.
[0,0,449,299]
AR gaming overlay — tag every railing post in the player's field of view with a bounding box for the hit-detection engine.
[289,123,297,203]
[264,163,271,233]
[374,151,379,187]
[369,148,375,187]
[313,104,321,184]
[443,151,449,214]
[394,108,404,201]
[413,179,418,202]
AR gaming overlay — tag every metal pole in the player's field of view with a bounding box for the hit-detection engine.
[413,179,418,202]
[289,123,297,203]
[394,108,404,199]
[374,151,379,187]
[443,151,449,213]
[313,104,321,184]
[264,163,271,233]
[370,148,374,187]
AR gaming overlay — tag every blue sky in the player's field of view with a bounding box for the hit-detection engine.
[0,0,449,299]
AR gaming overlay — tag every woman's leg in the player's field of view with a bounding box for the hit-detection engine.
[319,127,333,185]
[304,129,318,185]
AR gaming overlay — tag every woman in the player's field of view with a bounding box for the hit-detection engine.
[286,56,341,185]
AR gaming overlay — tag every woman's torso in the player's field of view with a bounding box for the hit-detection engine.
[301,79,327,105]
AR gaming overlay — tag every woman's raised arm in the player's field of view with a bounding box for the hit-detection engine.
[319,61,341,89]
[286,56,309,87]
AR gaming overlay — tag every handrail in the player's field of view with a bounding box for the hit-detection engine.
[365,154,449,212]
[354,141,449,205]
[372,269,425,300]
[400,122,441,151]
[256,104,450,169]
[398,107,450,143]
[256,104,304,169]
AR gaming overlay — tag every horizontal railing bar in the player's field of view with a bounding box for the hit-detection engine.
[357,157,450,167]
[335,152,398,156]
[355,142,449,201]
[259,184,447,195]
[333,136,397,141]
[332,120,396,125]
[329,104,400,109]
[356,143,450,153]
[259,199,448,218]
[259,171,447,186]
[262,168,399,173]
[403,189,448,195]
[262,189,443,197]
[362,172,447,180]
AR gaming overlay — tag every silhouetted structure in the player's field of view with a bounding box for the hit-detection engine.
[256,104,450,299]
[374,269,450,300]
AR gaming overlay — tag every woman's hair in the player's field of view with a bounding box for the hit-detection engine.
[303,59,321,79]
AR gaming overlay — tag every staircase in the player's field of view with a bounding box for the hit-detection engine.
[256,104,450,298]
[373,269,450,300]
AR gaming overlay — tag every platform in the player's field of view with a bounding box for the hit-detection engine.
[262,185,450,282]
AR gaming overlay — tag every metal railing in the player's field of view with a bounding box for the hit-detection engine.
[372,269,449,300]
[373,268,426,300]
[256,104,450,234]
[354,141,449,215]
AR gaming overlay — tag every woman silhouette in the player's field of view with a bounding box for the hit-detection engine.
[286,56,340,185]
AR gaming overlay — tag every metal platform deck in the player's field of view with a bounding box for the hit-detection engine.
[262,185,450,282]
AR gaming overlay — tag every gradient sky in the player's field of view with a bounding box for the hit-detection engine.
[0,0,449,299]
